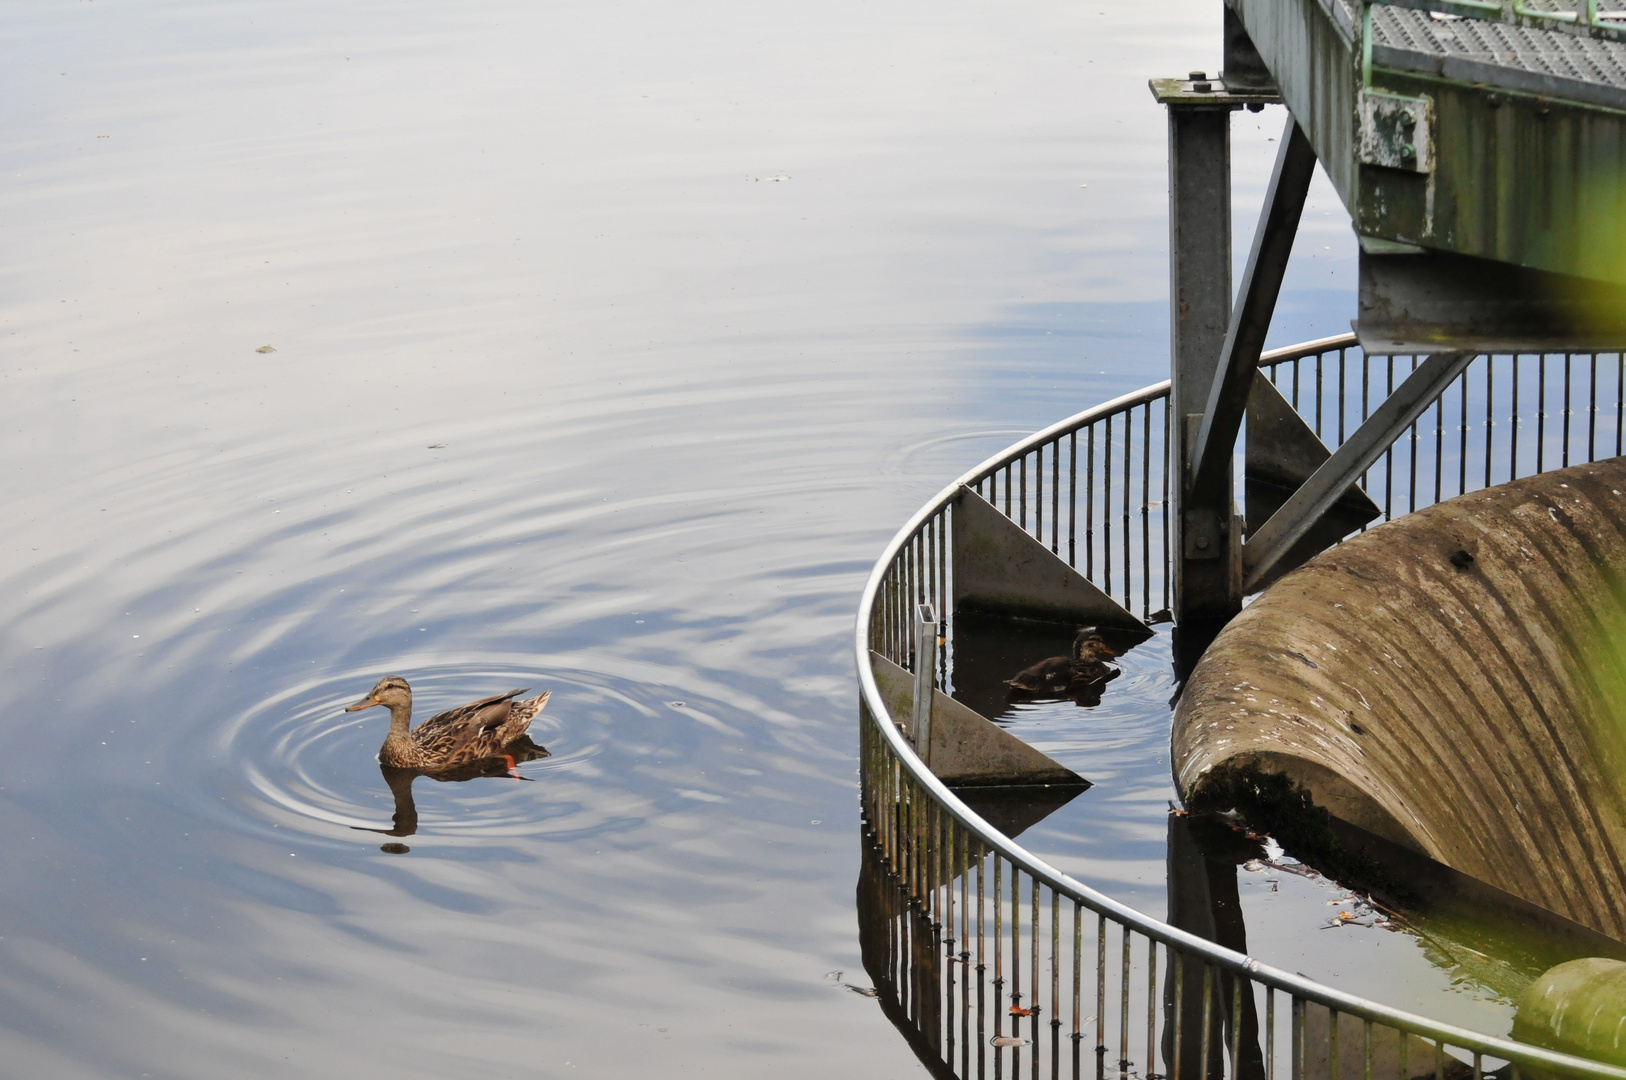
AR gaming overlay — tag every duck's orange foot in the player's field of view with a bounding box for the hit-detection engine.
[504,753,518,776]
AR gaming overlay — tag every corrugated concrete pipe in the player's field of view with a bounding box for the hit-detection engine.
[1173,458,1626,941]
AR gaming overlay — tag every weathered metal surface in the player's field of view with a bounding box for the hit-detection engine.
[1228,0,1626,289]
[1358,247,1626,352]
[1244,373,1382,590]
[1165,93,1242,622]
[1175,457,1626,939]
[870,652,1087,787]
[951,485,1150,631]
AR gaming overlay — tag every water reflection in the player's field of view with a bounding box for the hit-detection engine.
[354,736,552,850]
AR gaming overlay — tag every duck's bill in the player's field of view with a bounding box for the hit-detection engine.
[344,697,378,712]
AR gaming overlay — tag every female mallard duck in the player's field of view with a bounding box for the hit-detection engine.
[1005,627,1119,697]
[343,675,551,771]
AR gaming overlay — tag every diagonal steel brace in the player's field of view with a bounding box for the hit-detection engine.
[1241,350,1473,592]
[1187,116,1318,505]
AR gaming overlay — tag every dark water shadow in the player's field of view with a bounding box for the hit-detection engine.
[951,613,1151,721]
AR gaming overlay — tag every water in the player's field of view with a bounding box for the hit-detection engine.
[0,0,1506,1076]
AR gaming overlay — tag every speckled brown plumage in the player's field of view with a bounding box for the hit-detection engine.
[344,675,552,771]
[1004,627,1118,696]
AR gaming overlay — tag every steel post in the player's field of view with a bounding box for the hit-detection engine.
[1166,95,1238,623]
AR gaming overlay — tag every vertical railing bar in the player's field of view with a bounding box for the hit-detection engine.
[1086,426,1096,579]
[1119,929,1131,1073]
[1617,353,1623,458]
[1538,354,1548,475]
[1457,361,1468,497]
[1161,401,1171,612]
[1512,354,1521,480]
[1122,411,1132,610]
[1564,353,1573,468]
[1051,887,1061,1080]
[1142,404,1152,618]
[1232,975,1245,1080]
[1104,414,1114,596]
[1316,352,1325,440]
[1174,955,1186,1080]
[1339,346,1348,446]
[1073,900,1083,1080]
[1013,865,1023,1022]
[1053,434,1062,554]
[1146,940,1158,1080]
[1590,351,1599,462]
[1363,1018,1374,1080]
[1266,988,1276,1080]
[1069,431,1079,567]
[1200,965,1214,1080]
[1096,913,1107,1059]
[1021,454,1029,529]
[1331,1007,1340,1080]
[1384,356,1394,521]
[1485,356,1495,489]
[1409,355,1421,512]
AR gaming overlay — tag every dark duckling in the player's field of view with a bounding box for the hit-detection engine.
[1005,628,1119,699]
[344,675,551,771]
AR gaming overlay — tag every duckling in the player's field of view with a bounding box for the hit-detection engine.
[1005,628,1119,698]
[343,675,551,771]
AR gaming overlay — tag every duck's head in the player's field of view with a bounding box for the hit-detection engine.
[1071,628,1117,662]
[345,675,412,713]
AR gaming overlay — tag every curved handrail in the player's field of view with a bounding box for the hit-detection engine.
[854,346,1626,1078]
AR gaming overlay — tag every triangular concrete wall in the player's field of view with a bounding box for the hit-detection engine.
[870,652,1087,788]
[951,486,1149,632]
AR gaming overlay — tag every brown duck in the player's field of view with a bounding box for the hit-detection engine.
[1004,628,1119,698]
[344,675,552,771]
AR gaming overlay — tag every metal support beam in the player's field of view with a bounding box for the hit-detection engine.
[1188,117,1317,502]
[1164,91,1236,622]
[1241,351,1473,592]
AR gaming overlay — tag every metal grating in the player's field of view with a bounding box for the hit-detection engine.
[1371,3,1626,106]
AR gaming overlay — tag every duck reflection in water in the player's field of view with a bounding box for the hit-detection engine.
[1004,626,1120,707]
[342,676,553,848]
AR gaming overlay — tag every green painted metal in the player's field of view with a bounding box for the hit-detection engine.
[1229,0,1626,287]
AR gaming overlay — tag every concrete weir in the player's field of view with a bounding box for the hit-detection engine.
[1174,457,1626,940]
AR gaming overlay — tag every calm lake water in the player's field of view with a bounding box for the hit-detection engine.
[1,1,1497,1076]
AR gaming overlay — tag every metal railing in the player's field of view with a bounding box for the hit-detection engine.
[856,334,1626,1080]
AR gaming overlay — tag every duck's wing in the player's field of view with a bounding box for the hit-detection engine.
[412,688,531,740]
[1005,656,1070,689]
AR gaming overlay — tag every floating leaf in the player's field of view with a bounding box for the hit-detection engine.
[1010,1005,1036,1017]
[255,345,276,354]
[991,1036,1028,1048]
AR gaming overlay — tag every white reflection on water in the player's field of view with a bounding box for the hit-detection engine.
[0,0,1377,1075]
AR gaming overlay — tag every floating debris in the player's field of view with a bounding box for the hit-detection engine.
[380,842,409,854]
[1010,1005,1036,1017]
[753,175,791,182]
[991,1036,1028,1048]
[844,984,878,998]
[824,970,842,981]
[427,443,447,449]
[669,701,686,708]
[1242,859,1265,872]
[255,345,276,354]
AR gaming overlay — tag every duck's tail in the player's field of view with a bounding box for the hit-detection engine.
[509,689,551,734]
